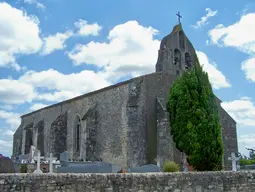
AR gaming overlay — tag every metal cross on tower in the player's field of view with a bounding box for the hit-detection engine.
[176,11,182,24]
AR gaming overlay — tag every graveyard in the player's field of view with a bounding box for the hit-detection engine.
[2,134,254,191]
[1,147,255,191]
[10,146,246,174]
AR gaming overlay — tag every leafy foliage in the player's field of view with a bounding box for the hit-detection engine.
[162,161,180,172]
[167,55,224,171]
[239,148,255,166]
[240,158,255,166]
[20,164,27,173]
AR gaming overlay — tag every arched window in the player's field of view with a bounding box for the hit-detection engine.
[37,121,44,156]
[185,53,192,70]
[25,128,33,154]
[174,49,181,69]
[75,116,81,151]
[179,31,185,49]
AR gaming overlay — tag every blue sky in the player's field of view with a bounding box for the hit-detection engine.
[0,0,255,158]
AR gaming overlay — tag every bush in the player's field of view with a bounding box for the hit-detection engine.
[162,161,179,172]
[20,164,27,173]
[240,158,255,166]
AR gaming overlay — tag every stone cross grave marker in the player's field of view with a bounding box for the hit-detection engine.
[228,152,241,171]
[33,150,43,174]
[46,153,57,173]
[28,145,36,163]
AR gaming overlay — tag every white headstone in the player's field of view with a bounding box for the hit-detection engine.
[28,145,36,163]
[181,152,188,172]
[228,152,241,171]
[156,158,160,167]
[45,153,57,173]
[33,150,43,174]
[183,158,188,172]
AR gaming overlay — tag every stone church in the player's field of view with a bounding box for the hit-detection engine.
[13,23,238,170]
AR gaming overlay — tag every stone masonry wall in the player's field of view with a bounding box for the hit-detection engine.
[12,125,23,158]
[219,107,238,170]
[156,97,174,168]
[144,72,176,164]
[126,78,147,168]
[1,172,255,192]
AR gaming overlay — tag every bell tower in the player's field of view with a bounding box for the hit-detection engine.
[155,19,196,76]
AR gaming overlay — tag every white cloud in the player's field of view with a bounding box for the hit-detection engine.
[0,140,12,148]
[68,20,160,82]
[24,0,35,3]
[196,51,231,89]
[0,139,13,157]
[19,69,110,102]
[24,0,45,10]
[75,19,102,36]
[221,97,255,126]
[5,130,15,136]
[0,2,42,70]
[36,91,80,102]
[193,8,217,28]
[241,96,252,100]
[36,3,45,10]
[0,51,17,69]
[0,110,21,129]
[241,57,255,82]
[236,8,248,16]
[41,31,73,55]
[0,79,36,104]
[239,134,255,155]
[29,103,48,111]
[208,13,255,83]
[41,19,103,55]
[0,105,14,111]
[239,134,255,147]
[0,67,110,105]
[208,13,255,53]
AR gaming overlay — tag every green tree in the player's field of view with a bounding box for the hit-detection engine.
[168,54,224,171]
[239,148,255,166]
[240,158,255,166]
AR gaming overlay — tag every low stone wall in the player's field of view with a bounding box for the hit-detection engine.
[0,171,254,192]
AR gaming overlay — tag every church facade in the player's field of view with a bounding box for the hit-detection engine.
[13,24,238,170]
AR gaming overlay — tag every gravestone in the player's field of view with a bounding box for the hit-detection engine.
[58,151,121,173]
[28,145,37,163]
[59,151,70,168]
[128,164,160,173]
[33,151,43,174]
[241,164,255,170]
[60,151,69,162]
[228,152,241,171]
[46,153,57,173]
[57,161,121,173]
